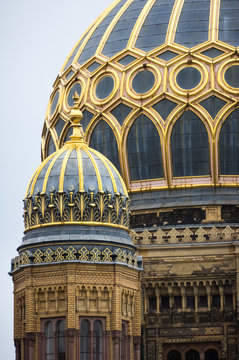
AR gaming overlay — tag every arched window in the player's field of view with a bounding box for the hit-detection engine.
[171,110,210,177]
[45,321,54,360]
[167,350,182,360]
[127,114,164,181]
[90,120,121,172]
[57,320,66,360]
[80,319,90,360]
[186,349,200,360]
[80,318,105,360]
[205,349,219,360]
[219,108,239,174]
[93,320,103,360]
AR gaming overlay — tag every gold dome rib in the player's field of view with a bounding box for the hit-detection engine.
[83,148,103,192]
[42,148,67,194]
[77,148,84,191]
[127,0,156,49]
[89,148,118,193]
[103,153,128,196]
[166,0,185,45]
[58,148,73,192]
[28,152,57,197]
[209,0,221,42]
[72,0,121,66]
[25,168,39,198]
[96,0,134,56]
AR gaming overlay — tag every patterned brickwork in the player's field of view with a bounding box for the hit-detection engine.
[12,262,141,360]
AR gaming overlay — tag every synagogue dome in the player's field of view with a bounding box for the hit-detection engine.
[41,0,239,211]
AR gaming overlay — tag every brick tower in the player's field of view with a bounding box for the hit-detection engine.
[10,103,141,360]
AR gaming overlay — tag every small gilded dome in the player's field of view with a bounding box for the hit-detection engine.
[24,106,129,231]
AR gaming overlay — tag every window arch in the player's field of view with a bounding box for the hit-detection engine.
[93,320,103,360]
[42,319,66,360]
[80,318,105,360]
[171,110,210,177]
[90,120,121,172]
[205,349,219,360]
[45,322,54,360]
[185,349,200,360]
[167,350,182,360]
[80,319,90,360]
[57,320,66,360]
[219,108,239,175]
[126,114,164,181]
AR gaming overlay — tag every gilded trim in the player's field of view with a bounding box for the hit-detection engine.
[166,0,185,44]
[29,151,58,196]
[209,0,221,42]
[77,148,84,191]
[59,148,73,191]
[128,0,156,49]
[83,148,103,191]
[96,0,134,56]
[42,148,67,194]
[89,148,118,193]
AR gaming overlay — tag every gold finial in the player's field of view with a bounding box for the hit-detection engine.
[68,92,86,143]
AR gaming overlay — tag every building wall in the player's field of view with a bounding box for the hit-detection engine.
[12,262,141,360]
[134,225,239,360]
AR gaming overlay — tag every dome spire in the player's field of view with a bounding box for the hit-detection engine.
[68,92,86,143]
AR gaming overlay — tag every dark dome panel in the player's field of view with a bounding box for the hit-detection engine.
[171,111,210,177]
[219,0,239,46]
[90,120,121,173]
[77,0,128,65]
[127,114,164,181]
[102,0,146,57]
[174,0,210,48]
[135,0,175,52]
[219,108,239,175]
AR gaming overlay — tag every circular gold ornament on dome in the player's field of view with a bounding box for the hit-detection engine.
[170,62,207,96]
[132,69,155,94]
[91,71,119,105]
[225,65,239,88]
[218,60,239,94]
[176,67,201,90]
[127,65,161,99]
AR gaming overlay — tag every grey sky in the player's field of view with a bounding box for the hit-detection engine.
[1,0,112,357]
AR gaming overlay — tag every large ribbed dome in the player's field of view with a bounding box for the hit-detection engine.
[41,0,239,211]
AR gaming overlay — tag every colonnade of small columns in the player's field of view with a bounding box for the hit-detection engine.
[142,280,236,315]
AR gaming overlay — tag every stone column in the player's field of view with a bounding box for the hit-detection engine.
[181,287,186,312]
[194,287,198,312]
[206,285,211,311]
[155,288,160,314]
[219,285,224,311]
[133,336,141,360]
[67,328,76,360]
[112,330,121,360]
[168,286,173,310]
[14,339,21,360]
[26,333,36,360]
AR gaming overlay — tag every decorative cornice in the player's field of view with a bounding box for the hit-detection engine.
[10,245,139,273]
[130,225,239,245]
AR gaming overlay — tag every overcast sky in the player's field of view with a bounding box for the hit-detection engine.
[1,0,113,357]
